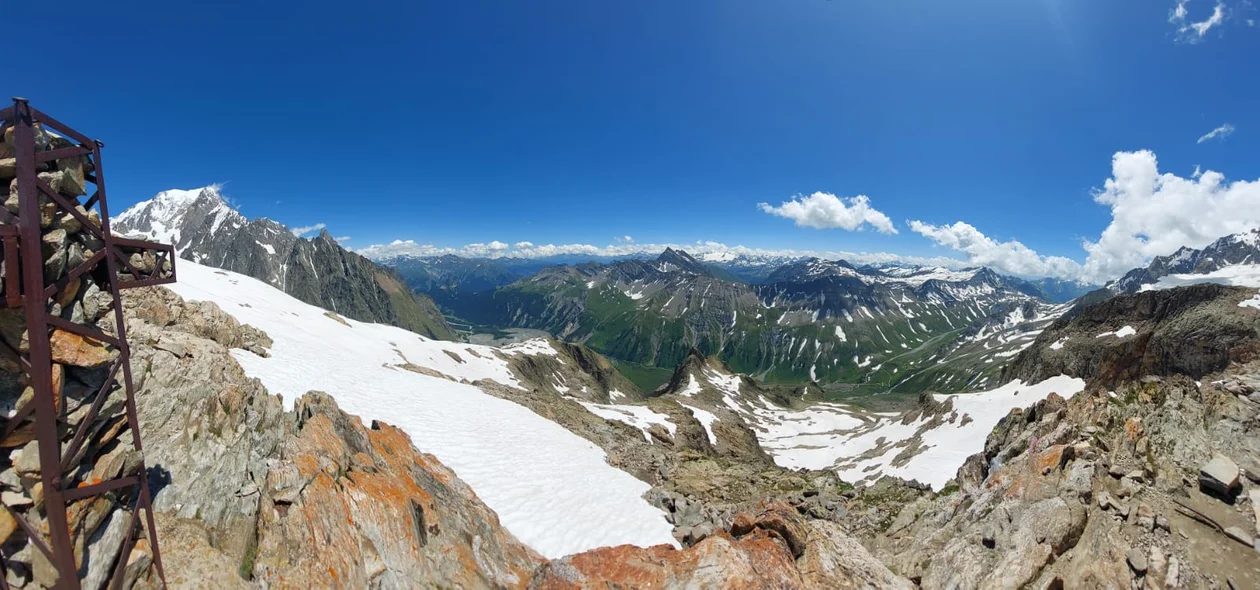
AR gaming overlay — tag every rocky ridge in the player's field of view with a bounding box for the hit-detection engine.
[841,281,1260,589]
[123,285,907,588]
[112,187,454,340]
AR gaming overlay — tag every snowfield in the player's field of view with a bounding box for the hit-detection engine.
[792,376,1084,490]
[1140,264,1260,290]
[167,261,677,559]
[684,366,1085,491]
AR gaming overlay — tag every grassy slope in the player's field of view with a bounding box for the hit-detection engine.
[375,271,458,341]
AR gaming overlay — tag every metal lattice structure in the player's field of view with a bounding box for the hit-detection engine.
[0,99,173,589]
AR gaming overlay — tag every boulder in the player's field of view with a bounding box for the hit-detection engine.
[798,521,914,589]
[1126,547,1147,574]
[49,329,112,369]
[1199,454,1241,497]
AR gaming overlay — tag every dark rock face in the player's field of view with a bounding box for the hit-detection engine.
[1004,284,1260,388]
[113,187,454,340]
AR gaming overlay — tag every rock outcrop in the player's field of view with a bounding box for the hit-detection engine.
[1004,283,1260,388]
[113,286,541,588]
[857,285,1260,589]
[530,500,911,590]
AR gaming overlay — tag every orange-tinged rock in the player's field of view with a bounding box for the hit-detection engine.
[250,393,542,589]
[49,329,111,368]
[530,533,803,589]
[1124,417,1143,441]
[1035,444,1073,475]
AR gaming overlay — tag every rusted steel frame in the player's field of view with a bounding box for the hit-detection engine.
[1,504,55,561]
[0,106,13,122]
[43,249,107,299]
[35,145,92,164]
[110,236,168,249]
[108,496,145,590]
[12,98,81,590]
[28,106,93,148]
[0,207,16,226]
[36,177,105,242]
[62,475,139,502]
[59,358,123,470]
[45,315,123,349]
[117,277,176,289]
[4,234,19,307]
[91,141,167,583]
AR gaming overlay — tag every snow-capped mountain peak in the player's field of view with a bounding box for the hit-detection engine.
[114,184,244,247]
[113,187,457,340]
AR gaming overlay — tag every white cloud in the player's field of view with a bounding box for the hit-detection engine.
[912,150,1260,283]
[1197,123,1235,143]
[758,192,898,234]
[616,235,634,243]
[1079,150,1260,283]
[358,239,964,269]
[909,221,1084,279]
[1171,0,1227,42]
[291,223,327,237]
[334,236,351,243]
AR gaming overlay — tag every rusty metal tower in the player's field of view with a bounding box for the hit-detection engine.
[0,99,174,588]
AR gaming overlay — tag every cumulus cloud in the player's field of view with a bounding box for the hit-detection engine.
[1078,150,1260,282]
[908,222,1084,279]
[291,223,327,237]
[1197,123,1235,143]
[758,192,898,234]
[913,150,1260,283]
[1171,0,1227,42]
[514,241,534,249]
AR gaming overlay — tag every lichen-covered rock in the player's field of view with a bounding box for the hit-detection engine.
[250,392,541,588]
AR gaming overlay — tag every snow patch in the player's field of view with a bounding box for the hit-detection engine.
[679,403,718,445]
[1095,326,1136,339]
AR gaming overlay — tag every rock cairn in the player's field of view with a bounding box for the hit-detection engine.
[0,119,172,588]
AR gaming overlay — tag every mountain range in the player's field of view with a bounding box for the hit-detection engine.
[113,187,455,340]
[387,247,1070,396]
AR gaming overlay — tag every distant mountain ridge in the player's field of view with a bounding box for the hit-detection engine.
[1111,227,1260,293]
[415,248,1067,394]
[113,186,455,340]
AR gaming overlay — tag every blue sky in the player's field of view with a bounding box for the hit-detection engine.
[10,0,1260,281]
